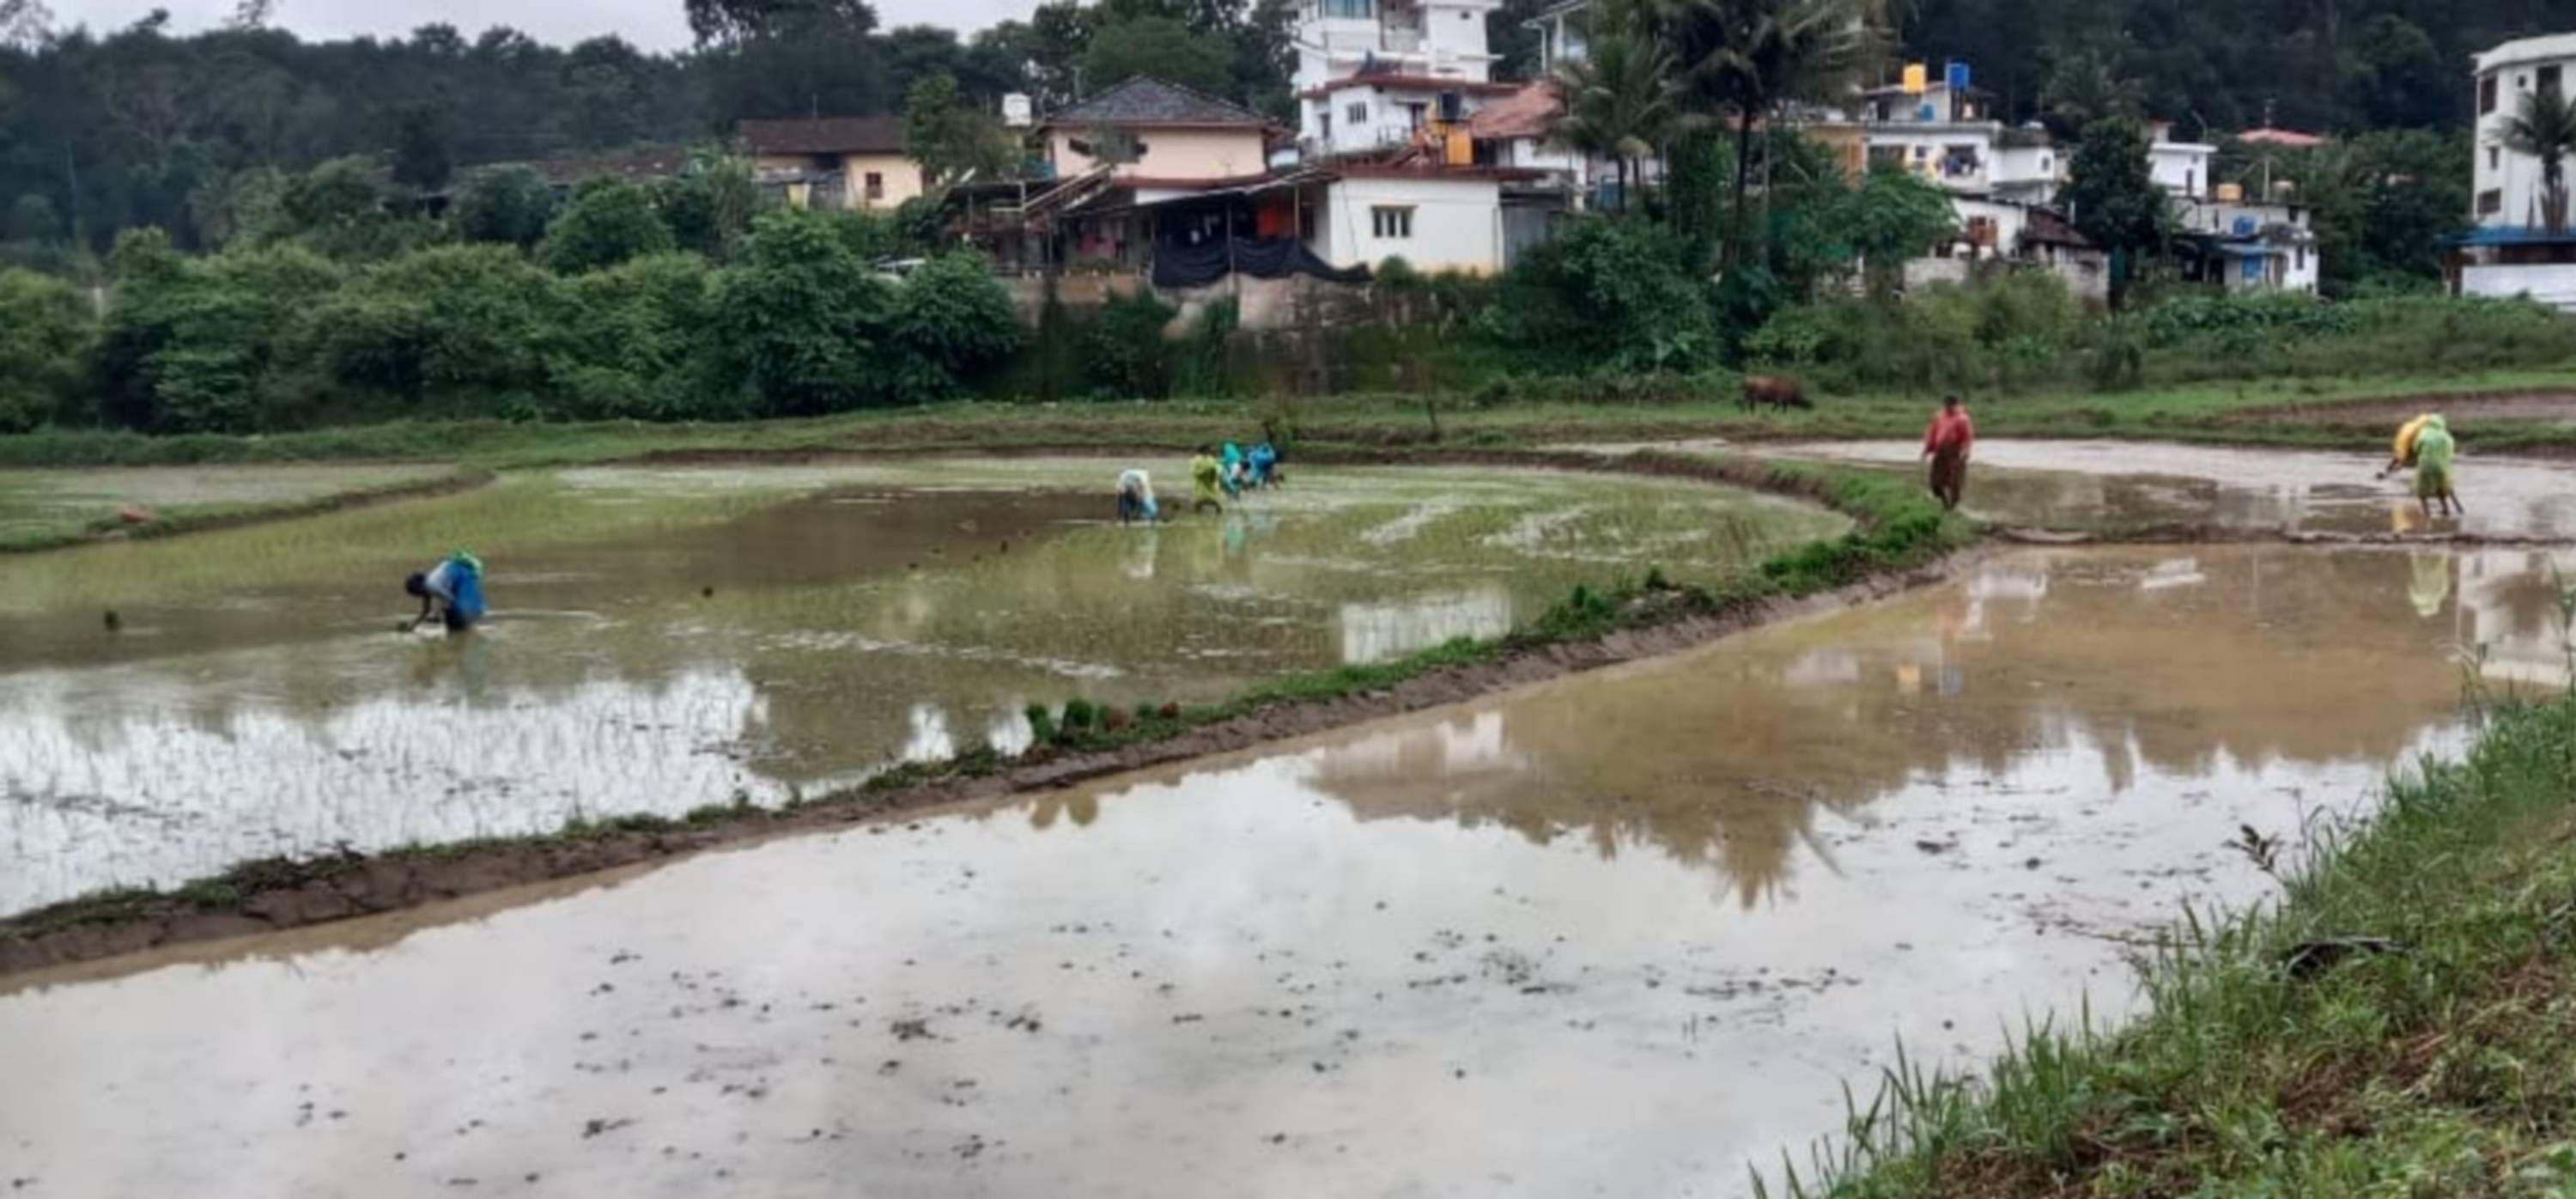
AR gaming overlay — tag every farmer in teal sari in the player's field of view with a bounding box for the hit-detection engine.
[405,551,487,633]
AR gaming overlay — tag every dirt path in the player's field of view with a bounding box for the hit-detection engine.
[2222,389,2576,429]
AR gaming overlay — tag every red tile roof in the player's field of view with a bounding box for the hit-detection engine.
[737,116,908,155]
[2234,126,2328,148]
[1464,82,1560,141]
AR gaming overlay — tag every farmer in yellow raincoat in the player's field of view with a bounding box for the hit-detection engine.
[2413,414,2461,519]
[2381,413,2433,478]
[1189,446,1225,514]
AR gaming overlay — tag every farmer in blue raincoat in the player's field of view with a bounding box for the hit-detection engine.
[1249,441,1280,488]
[1219,441,1248,498]
[405,551,487,633]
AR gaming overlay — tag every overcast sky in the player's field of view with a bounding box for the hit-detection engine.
[48,0,1026,52]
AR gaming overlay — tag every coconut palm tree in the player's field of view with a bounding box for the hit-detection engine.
[1639,0,1886,265]
[1549,17,1680,213]
[2506,88,2576,234]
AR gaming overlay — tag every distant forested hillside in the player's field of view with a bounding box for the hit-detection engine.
[1899,0,2566,136]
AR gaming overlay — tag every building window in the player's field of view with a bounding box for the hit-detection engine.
[1346,101,1368,125]
[2483,75,2500,114]
[2491,145,2502,171]
[2479,189,2505,217]
[1320,0,1369,16]
[865,172,884,201]
[1371,205,1414,239]
[2547,66,2565,97]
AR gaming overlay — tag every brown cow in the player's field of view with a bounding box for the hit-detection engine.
[1741,374,1813,412]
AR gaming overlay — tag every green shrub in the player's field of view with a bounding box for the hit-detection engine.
[712,208,908,414]
[1084,288,1176,399]
[449,165,556,249]
[298,244,563,416]
[551,253,731,419]
[95,240,347,432]
[538,180,676,275]
[0,267,96,431]
[893,253,1022,387]
[1488,217,1715,374]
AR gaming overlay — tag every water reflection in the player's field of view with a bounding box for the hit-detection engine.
[1298,546,2567,907]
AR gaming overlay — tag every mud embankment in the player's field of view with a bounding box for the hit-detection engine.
[1,466,497,556]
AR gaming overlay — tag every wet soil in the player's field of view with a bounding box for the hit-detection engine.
[1,545,2548,1196]
[0,459,1839,916]
[1758,439,2576,541]
[0,463,480,551]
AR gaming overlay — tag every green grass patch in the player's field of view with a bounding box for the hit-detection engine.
[1774,680,2576,1198]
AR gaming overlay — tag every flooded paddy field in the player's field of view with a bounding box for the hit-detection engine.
[1761,439,2576,539]
[4,544,2565,1197]
[0,459,1841,914]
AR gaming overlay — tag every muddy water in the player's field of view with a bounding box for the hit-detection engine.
[1763,439,2576,539]
[0,460,1838,913]
[8,545,2567,1196]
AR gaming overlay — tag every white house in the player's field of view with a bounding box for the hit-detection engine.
[2147,124,2217,203]
[2456,32,2576,307]
[1294,0,1505,153]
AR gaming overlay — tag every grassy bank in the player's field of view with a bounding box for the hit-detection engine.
[0,452,1967,964]
[3,366,2575,472]
[1783,679,2576,1196]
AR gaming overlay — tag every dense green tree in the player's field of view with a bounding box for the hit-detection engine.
[1491,217,1716,371]
[652,152,761,259]
[1834,166,1959,297]
[2506,88,2576,234]
[537,180,676,275]
[892,253,1022,381]
[0,265,92,431]
[1640,0,1884,266]
[301,243,562,411]
[903,73,1019,190]
[1550,15,1680,210]
[390,105,456,192]
[449,164,556,248]
[2062,116,2166,301]
[1082,16,1235,97]
[713,208,907,413]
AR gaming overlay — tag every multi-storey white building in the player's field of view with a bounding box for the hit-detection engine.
[1293,0,1510,156]
[2456,33,2576,307]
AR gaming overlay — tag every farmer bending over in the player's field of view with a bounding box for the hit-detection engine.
[405,551,487,633]
[2381,413,2433,478]
[2413,414,2463,519]
[1921,394,1976,512]
[1189,446,1226,514]
[1117,468,1161,524]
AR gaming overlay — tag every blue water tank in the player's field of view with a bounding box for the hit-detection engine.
[1947,61,1971,92]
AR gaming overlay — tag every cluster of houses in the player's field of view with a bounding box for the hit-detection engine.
[533,0,2361,303]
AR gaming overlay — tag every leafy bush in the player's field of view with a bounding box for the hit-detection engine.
[96,240,347,432]
[1084,288,1176,399]
[714,208,930,413]
[892,253,1022,386]
[449,165,556,249]
[297,245,564,416]
[538,180,676,275]
[1489,218,1715,373]
[551,253,731,419]
[0,267,96,431]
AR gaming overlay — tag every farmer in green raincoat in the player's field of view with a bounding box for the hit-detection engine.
[2413,414,2461,519]
[1189,447,1225,514]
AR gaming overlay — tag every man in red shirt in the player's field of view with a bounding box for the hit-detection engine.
[1921,395,1975,511]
